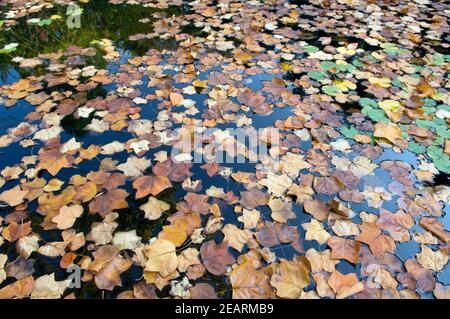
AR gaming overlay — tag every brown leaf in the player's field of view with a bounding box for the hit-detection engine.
[37,149,73,176]
[2,221,32,242]
[0,276,35,299]
[89,189,129,217]
[420,217,450,243]
[239,188,269,210]
[374,122,408,149]
[256,222,298,248]
[52,205,84,230]
[21,178,46,201]
[328,271,364,299]
[376,209,414,242]
[169,92,184,106]
[0,185,28,207]
[200,240,235,276]
[152,159,193,182]
[132,281,158,299]
[190,283,218,299]
[95,255,132,291]
[269,197,295,224]
[327,236,361,264]
[38,186,76,215]
[230,264,272,299]
[5,257,34,280]
[200,161,219,177]
[221,224,252,252]
[133,175,171,199]
[303,199,329,221]
[356,222,396,257]
[270,257,310,299]
[177,193,210,215]
[143,239,178,277]
[73,181,97,202]
[404,259,435,292]
[60,252,77,269]
[158,219,188,247]
[434,283,450,299]
[313,176,343,195]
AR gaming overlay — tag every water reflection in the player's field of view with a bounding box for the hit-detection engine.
[0,0,183,79]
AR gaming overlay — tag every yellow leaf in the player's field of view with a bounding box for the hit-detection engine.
[379,99,400,111]
[0,185,27,207]
[44,178,64,192]
[139,197,170,220]
[280,61,292,71]
[333,79,356,92]
[158,219,188,247]
[270,257,310,299]
[221,224,252,252]
[52,205,84,230]
[302,219,330,245]
[143,239,178,277]
[416,245,448,272]
[368,77,391,88]
[336,46,355,56]
[192,79,208,88]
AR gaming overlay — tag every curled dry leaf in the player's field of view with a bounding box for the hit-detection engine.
[177,248,201,273]
[419,217,450,243]
[434,283,450,299]
[0,254,7,284]
[16,235,40,258]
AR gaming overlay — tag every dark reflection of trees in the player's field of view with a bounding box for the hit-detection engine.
[0,0,184,79]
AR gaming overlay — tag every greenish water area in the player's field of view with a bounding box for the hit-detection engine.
[0,0,185,79]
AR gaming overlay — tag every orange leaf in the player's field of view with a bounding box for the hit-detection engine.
[133,175,171,199]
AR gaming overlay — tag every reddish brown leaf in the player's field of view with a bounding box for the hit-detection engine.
[133,175,171,199]
[327,236,361,264]
[200,240,235,276]
[89,189,129,217]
